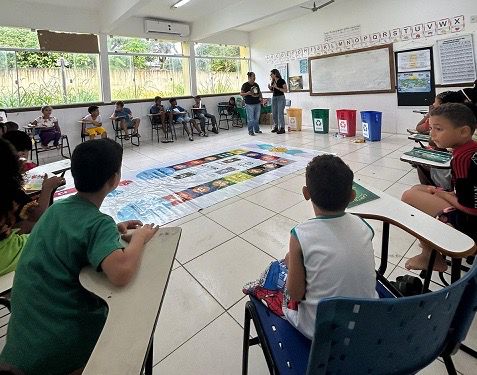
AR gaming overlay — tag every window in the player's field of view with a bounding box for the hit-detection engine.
[108,36,190,100]
[194,43,249,95]
[0,26,102,108]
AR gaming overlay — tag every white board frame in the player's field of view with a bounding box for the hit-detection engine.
[309,44,396,96]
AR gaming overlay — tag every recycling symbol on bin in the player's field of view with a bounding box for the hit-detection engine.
[362,122,369,138]
[314,118,323,131]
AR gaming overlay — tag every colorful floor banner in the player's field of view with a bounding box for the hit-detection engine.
[56,143,322,224]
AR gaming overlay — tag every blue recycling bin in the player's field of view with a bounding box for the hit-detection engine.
[360,111,382,141]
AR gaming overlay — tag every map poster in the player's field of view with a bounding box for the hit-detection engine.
[397,72,431,93]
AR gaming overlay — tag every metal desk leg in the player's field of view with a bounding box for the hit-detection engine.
[422,250,437,293]
[145,340,153,375]
[378,222,390,275]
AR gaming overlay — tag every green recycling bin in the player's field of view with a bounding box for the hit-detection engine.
[311,108,330,134]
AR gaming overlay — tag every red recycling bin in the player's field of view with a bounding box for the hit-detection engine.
[336,109,357,137]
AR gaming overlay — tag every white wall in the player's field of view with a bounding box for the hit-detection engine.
[6,95,232,151]
[249,0,477,134]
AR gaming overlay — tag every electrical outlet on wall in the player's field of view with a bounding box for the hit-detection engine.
[471,15,477,23]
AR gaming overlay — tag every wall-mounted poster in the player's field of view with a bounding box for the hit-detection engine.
[397,72,432,93]
[397,49,431,72]
[289,75,304,91]
[395,46,435,106]
[275,63,288,86]
[299,59,308,74]
[437,34,476,84]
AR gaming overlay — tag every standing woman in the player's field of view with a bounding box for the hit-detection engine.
[240,72,263,136]
[268,69,288,134]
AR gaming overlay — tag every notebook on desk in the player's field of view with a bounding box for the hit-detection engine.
[348,182,380,208]
[403,147,451,164]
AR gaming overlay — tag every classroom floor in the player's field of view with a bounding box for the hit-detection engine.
[2,126,477,374]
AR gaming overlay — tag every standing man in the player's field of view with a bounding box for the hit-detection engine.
[240,72,262,136]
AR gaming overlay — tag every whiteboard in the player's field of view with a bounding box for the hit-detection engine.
[310,45,395,95]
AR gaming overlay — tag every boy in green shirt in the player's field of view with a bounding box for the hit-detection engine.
[0,139,158,374]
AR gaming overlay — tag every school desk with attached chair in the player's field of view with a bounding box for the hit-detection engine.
[80,227,181,375]
[147,113,174,143]
[23,124,71,165]
[243,182,475,375]
[347,181,475,291]
[400,147,451,170]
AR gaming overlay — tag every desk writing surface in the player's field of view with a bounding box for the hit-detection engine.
[404,147,451,164]
[0,272,14,295]
[26,159,71,177]
[347,182,475,257]
[400,147,451,169]
[81,227,181,375]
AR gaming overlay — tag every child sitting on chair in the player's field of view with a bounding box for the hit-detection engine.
[402,103,477,272]
[227,96,236,115]
[0,138,29,276]
[110,101,140,140]
[2,130,37,171]
[82,105,107,140]
[243,155,377,340]
[168,98,204,141]
[150,96,171,138]
[0,139,159,374]
[192,95,218,134]
[30,106,62,149]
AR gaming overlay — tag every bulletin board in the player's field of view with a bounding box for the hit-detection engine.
[288,59,309,92]
[309,44,395,96]
[395,47,435,106]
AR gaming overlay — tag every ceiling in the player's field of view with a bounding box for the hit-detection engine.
[2,0,339,41]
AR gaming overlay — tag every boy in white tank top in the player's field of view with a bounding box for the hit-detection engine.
[244,155,377,340]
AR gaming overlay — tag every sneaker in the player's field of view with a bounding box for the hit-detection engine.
[271,127,278,133]
[249,132,255,136]
[203,133,209,137]
[256,130,262,134]
[212,128,219,134]
[277,129,286,134]
[189,136,194,141]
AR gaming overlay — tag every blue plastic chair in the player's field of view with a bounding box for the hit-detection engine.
[242,265,477,375]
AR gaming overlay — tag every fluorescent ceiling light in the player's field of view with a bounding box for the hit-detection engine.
[172,0,191,8]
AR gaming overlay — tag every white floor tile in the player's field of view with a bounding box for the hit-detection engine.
[358,164,409,182]
[153,267,224,363]
[274,174,306,194]
[154,314,269,375]
[185,237,273,308]
[175,215,235,263]
[204,199,275,235]
[354,173,395,191]
[240,214,299,260]
[244,185,303,213]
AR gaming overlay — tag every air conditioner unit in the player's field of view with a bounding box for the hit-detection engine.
[144,19,190,37]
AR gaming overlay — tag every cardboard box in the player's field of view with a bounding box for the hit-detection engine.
[260,113,273,126]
